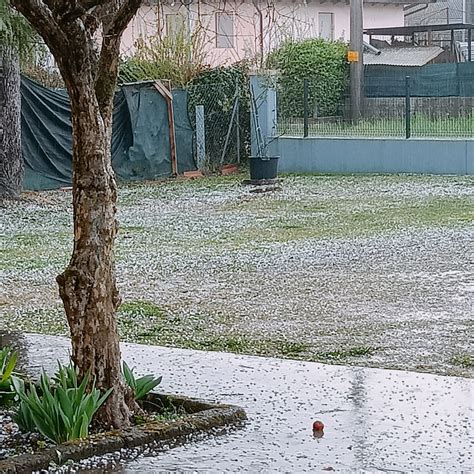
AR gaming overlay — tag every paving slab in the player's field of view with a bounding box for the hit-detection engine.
[7,334,474,472]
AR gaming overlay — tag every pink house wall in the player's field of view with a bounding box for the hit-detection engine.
[121,1,405,66]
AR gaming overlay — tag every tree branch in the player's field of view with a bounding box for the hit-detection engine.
[56,0,103,22]
[10,0,97,94]
[79,0,103,9]
[9,0,69,61]
[94,0,142,120]
[107,0,142,38]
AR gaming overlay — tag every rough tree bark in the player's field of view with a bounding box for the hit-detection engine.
[10,0,142,428]
[0,45,23,199]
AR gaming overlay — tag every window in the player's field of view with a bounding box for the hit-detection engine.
[318,13,334,41]
[166,14,187,38]
[216,12,234,48]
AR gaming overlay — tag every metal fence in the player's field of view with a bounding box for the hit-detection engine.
[187,81,249,172]
[277,75,474,139]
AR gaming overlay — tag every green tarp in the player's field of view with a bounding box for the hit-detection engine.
[21,77,196,191]
[365,62,474,98]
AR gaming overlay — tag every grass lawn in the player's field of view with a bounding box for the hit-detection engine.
[1,174,473,376]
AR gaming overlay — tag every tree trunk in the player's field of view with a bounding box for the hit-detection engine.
[10,0,144,430]
[56,83,134,429]
[0,45,23,199]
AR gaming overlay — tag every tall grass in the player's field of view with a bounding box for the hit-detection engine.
[119,26,209,87]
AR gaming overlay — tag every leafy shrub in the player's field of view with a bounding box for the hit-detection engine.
[267,38,349,118]
[122,361,162,401]
[12,367,112,443]
[0,347,18,404]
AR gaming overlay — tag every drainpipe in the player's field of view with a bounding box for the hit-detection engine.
[364,41,381,55]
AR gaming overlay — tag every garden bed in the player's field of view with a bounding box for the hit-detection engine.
[0,392,246,473]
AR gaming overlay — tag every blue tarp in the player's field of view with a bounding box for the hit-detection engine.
[21,77,196,191]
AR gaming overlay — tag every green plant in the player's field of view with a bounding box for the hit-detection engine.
[449,353,473,368]
[187,63,251,168]
[12,377,36,432]
[0,346,18,404]
[12,366,112,443]
[315,346,376,361]
[0,0,36,59]
[122,361,162,400]
[267,38,348,118]
[120,300,165,318]
[119,25,209,87]
[51,361,80,388]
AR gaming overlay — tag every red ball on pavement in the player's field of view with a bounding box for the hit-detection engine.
[313,420,324,431]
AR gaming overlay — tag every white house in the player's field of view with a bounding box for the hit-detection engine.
[122,0,437,66]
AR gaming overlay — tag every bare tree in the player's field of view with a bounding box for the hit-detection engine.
[8,0,142,428]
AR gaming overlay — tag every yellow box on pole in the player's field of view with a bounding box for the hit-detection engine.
[347,50,359,62]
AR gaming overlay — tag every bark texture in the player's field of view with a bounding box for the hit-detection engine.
[10,0,143,429]
[0,45,23,199]
[56,81,133,428]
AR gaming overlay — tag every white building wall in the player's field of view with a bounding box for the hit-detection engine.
[122,1,406,66]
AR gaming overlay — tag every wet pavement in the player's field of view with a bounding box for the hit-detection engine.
[3,333,472,472]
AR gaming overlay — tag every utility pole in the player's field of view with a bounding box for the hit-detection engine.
[349,0,364,122]
[466,0,473,25]
[467,0,473,58]
[464,0,473,44]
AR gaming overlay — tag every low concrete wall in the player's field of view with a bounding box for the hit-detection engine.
[276,137,474,175]
[249,74,473,176]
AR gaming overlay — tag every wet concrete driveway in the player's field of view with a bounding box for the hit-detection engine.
[9,333,474,472]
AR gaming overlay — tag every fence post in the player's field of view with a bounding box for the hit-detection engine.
[405,76,411,139]
[468,29,472,62]
[236,96,241,164]
[195,105,206,170]
[303,79,309,138]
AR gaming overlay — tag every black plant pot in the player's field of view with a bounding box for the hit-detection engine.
[249,156,279,180]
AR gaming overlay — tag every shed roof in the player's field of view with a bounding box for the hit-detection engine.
[364,23,474,36]
[364,46,445,66]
